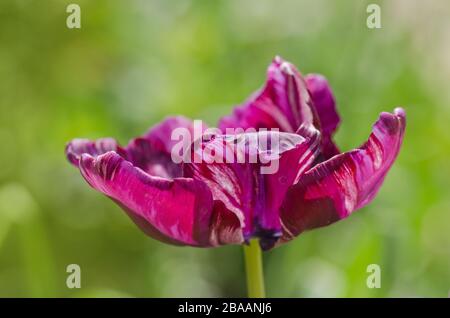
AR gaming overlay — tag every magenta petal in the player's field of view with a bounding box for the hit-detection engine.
[305,74,341,159]
[257,127,321,249]
[280,108,406,243]
[77,151,217,246]
[209,200,245,246]
[66,138,127,166]
[66,116,204,180]
[66,119,243,246]
[126,116,205,179]
[218,56,317,133]
[184,128,320,247]
[66,118,244,246]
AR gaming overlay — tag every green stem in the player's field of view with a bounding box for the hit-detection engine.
[243,239,265,298]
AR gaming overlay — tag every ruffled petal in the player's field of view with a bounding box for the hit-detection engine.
[305,74,341,159]
[218,56,318,133]
[183,128,320,248]
[77,151,216,246]
[66,118,244,247]
[279,108,406,243]
[66,116,204,180]
[125,116,206,179]
[209,200,245,246]
[65,138,127,166]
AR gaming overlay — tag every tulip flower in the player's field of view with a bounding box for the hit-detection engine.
[66,56,406,297]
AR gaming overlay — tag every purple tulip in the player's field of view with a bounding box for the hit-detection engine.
[66,56,406,250]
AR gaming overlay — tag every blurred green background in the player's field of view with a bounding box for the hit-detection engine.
[0,0,449,297]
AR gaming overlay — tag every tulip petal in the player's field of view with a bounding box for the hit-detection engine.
[66,117,204,180]
[66,118,244,247]
[125,116,206,179]
[184,128,320,247]
[279,108,406,243]
[218,56,318,133]
[257,125,321,249]
[305,74,341,159]
[209,200,245,246]
[77,151,217,246]
[66,138,127,166]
